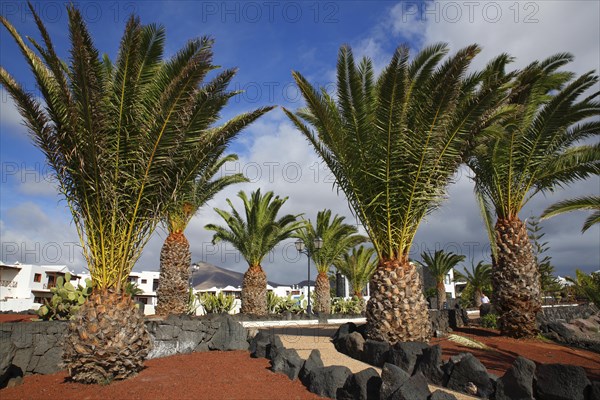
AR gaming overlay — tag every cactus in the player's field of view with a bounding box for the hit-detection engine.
[266,293,306,314]
[37,272,93,320]
[330,296,365,314]
[197,292,236,314]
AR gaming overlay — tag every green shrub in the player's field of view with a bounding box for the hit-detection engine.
[480,313,498,329]
[197,292,236,314]
[331,296,365,314]
[266,292,306,314]
[37,273,93,320]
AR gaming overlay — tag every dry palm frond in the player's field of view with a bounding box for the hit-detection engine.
[447,334,491,350]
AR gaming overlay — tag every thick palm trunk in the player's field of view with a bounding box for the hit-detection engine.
[436,282,447,310]
[156,232,191,316]
[63,291,151,384]
[314,271,331,314]
[241,264,267,315]
[493,217,541,338]
[366,259,431,343]
[474,289,483,308]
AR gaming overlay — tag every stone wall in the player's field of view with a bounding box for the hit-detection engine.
[537,304,599,325]
[0,314,249,382]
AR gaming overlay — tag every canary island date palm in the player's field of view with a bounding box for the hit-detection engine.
[454,261,492,308]
[541,196,600,233]
[418,250,465,310]
[334,245,378,298]
[283,43,512,343]
[156,154,248,315]
[205,190,304,315]
[0,5,272,383]
[295,210,366,313]
[468,54,600,338]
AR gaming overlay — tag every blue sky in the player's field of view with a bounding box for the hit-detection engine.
[1,1,599,284]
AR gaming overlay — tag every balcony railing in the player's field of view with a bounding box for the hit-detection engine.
[43,283,56,289]
[0,280,17,288]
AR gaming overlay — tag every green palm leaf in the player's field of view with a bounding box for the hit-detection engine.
[0,7,273,292]
[541,196,600,233]
[334,246,378,297]
[294,210,367,273]
[205,189,304,266]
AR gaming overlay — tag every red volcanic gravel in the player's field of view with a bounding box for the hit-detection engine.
[432,327,600,380]
[0,351,321,400]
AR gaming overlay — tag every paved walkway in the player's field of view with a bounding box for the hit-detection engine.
[260,324,478,400]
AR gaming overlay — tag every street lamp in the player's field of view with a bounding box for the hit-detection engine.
[295,237,323,315]
[189,263,200,289]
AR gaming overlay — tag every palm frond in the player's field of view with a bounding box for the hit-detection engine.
[286,43,510,261]
[1,6,272,291]
[205,190,304,266]
[541,196,600,233]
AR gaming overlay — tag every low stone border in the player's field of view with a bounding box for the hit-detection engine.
[0,314,250,388]
[332,322,599,400]
[249,329,471,400]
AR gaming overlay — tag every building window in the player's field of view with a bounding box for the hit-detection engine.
[34,273,42,283]
[34,296,44,304]
[141,279,147,284]
[152,279,159,292]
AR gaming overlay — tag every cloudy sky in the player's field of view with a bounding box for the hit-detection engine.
[1,0,598,284]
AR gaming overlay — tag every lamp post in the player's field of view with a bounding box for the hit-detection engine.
[189,263,200,289]
[295,237,323,315]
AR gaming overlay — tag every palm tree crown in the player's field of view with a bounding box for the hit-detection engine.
[455,261,492,307]
[205,189,304,266]
[165,154,248,234]
[334,246,378,297]
[284,43,511,262]
[0,8,273,292]
[469,54,599,222]
[295,209,366,273]
[419,250,465,284]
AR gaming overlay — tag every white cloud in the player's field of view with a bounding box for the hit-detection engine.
[135,109,361,284]
[422,1,600,75]
[0,202,86,269]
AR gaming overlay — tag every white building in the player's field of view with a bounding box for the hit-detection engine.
[0,261,82,312]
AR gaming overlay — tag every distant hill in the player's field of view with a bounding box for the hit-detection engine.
[191,262,283,290]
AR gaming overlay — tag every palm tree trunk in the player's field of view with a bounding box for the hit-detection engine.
[63,291,151,383]
[493,217,541,338]
[156,232,191,316]
[436,282,447,310]
[241,264,267,315]
[314,271,331,314]
[366,259,431,343]
[474,289,483,308]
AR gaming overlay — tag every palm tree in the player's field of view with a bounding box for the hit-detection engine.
[156,154,247,315]
[205,190,304,315]
[283,43,511,342]
[467,54,600,338]
[418,250,465,310]
[541,196,600,233]
[294,210,366,313]
[334,246,378,298]
[0,5,272,383]
[455,261,492,308]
